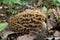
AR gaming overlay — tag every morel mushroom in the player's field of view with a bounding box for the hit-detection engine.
[8,9,46,34]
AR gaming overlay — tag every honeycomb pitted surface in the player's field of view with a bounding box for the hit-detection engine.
[8,9,46,33]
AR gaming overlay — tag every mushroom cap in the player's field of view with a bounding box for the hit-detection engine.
[8,9,46,33]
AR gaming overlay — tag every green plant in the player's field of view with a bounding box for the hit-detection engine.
[0,23,8,32]
[48,9,55,13]
[0,0,28,15]
[51,0,60,7]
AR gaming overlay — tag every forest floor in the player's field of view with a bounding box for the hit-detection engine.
[0,0,60,40]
